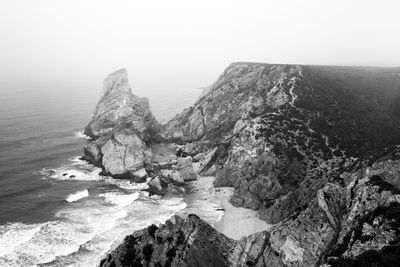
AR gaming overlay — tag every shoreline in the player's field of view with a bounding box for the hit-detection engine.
[178,176,272,240]
[213,187,272,240]
[177,176,224,226]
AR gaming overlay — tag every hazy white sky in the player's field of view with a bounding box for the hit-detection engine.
[0,0,399,95]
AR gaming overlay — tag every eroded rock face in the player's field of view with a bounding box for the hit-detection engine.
[83,69,160,180]
[84,68,160,140]
[164,62,400,224]
[100,146,400,267]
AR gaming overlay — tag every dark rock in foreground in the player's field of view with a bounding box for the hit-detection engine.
[100,215,235,267]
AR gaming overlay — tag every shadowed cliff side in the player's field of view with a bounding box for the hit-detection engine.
[83,69,161,182]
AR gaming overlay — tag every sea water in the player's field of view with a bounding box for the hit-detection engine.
[0,85,205,266]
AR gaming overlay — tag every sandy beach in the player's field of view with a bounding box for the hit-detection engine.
[179,176,272,240]
[213,187,272,240]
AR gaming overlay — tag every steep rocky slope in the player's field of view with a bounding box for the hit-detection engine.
[100,145,400,267]
[164,63,400,223]
[83,68,161,181]
[94,63,400,266]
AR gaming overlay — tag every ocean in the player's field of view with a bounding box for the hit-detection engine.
[0,85,213,266]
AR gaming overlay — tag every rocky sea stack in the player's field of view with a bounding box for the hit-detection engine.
[83,68,161,182]
[85,63,400,266]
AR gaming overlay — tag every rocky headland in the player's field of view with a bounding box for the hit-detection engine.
[83,63,400,266]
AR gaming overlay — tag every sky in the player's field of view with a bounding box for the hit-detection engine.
[0,0,399,97]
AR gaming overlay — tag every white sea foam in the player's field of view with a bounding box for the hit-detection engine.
[0,220,92,266]
[44,197,189,267]
[0,202,132,266]
[38,155,103,182]
[66,189,89,202]
[0,193,189,267]
[0,223,43,257]
[103,177,149,190]
[74,130,91,139]
[13,156,208,266]
[70,156,90,166]
[100,192,140,206]
[40,166,102,181]
[55,168,101,181]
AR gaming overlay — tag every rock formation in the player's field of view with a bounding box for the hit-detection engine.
[100,215,235,267]
[93,63,400,266]
[100,145,400,267]
[83,69,161,181]
[164,63,400,223]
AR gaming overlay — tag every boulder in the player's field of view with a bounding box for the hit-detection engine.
[166,157,197,185]
[193,153,205,162]
[176,157,197,182]
[171,171,185,185]
[148,176,167,195]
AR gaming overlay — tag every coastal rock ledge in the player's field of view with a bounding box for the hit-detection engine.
[83,68,161,181]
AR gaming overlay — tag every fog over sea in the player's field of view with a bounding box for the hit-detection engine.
[0,84,204,266]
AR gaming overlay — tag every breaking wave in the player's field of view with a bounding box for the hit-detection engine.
[0,157,219,266]
[74,130,91,139]
[100,192,140,206]
[0,194,188,266]
[66,189,89,202]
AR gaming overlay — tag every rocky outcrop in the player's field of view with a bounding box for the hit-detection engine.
[164,62,400,223]
[84,68,160,140]
[83,69,160,181]
[171,157,197,183]
[100,146,400,267]
[148,176,168,195]
[92,63,400,266]
[100,214,235,267]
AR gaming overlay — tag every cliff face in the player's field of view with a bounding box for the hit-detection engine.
[93,63,400,266]
[100,146,400,267]
[164,63,400,223]
[165,63,400,152]
[83,69,161,181]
